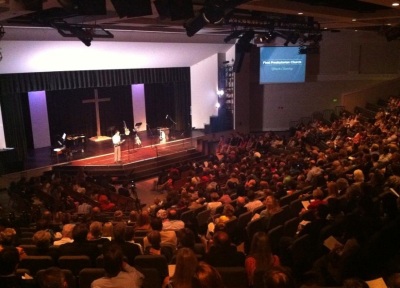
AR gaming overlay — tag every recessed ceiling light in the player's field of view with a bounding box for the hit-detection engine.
[352,19,357,22]
[392,2,399,7]
[298,12,303,15]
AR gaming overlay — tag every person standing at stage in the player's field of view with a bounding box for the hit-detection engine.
[112,130,123,163]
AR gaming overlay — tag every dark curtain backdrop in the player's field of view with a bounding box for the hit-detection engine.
[0,67,191,160]
[46,86,133,145]
[144,82,191,138]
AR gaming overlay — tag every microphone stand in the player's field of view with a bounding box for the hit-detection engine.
[167,116,177,140]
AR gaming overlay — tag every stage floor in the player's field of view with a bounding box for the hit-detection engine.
[23,129,205,171]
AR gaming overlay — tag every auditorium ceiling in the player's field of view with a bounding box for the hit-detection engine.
[1,0,400,41]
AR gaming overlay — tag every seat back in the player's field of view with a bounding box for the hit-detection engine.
[58,255,92,276]
[246,217,268,242]
[283,217,300,237]
[266,206,290,231]
[180,209,194,225]
[216,266,248,288]
[78,268,105,288]
[140,268,161,288]
[252,205,266,216]
[19,256,55,276]
[196,209,211,235]
[19,244,37,255]
[267,224,284,255]
[36,269,76,288]
[134,255,168,286]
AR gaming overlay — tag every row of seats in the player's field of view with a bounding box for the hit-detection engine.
[15,255,252,288]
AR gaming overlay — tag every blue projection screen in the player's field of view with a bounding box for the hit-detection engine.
[260,47,306,84]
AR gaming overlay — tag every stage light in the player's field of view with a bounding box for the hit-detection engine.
[217,90,224,97]
[183,12,208,37]
[216,102,221,108]
[224,30,243,43]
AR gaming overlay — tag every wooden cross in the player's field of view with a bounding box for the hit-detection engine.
[82,89,110,138]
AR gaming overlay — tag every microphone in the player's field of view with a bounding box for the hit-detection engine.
[165,114,169,119]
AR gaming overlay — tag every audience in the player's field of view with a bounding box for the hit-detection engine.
[6,96,400,287]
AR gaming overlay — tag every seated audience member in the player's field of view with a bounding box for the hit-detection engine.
[0,228,27,260]
[53,224,75,246]
[101,222,114,241]
[103,222,141,266]
[127,210,138,228]
[262,266,297,288]
[37,267,68,288]
[58,223,101,265]
[112,210,125,224]
[259,195,282,219]
[206,192,222,215]
[193,261,224,288]
[91,243,144,288]
[98,193,116,212]
[206,204,236,239]
[77,201,92,215]
[234,196,248,217]
[162,208,185,231]
[87,221,110,245]
[135,210,152,231]
[245,232,281,286]
[244,190,263,213]
[204,231,245,267]
[218,189,232,205]
[143,217,177,251]
[90,207,107,223]
[32,230,59,260]
[144,231,173,263]
[0,246,24,288]
[163,247,198,288]
[176,228,197,251]
[299,187,327,216]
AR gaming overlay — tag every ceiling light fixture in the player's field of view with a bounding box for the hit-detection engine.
[392,2,399,7]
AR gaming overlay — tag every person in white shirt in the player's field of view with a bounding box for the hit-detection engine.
[162,209,185,231]
[53,224,75,246]
[112,130,123,163]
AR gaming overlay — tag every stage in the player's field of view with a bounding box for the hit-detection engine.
[22,129,203,169]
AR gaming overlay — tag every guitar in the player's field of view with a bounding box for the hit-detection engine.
[123,121,130,136]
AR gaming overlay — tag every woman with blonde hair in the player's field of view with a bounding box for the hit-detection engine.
[163,247,198,288]
[353,169,365,183]
[101,222,114,240]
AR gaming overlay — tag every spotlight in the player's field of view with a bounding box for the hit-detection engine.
[224,30,242,43]
[183,12,208,37]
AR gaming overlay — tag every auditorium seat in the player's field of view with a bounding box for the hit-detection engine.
[78,268,105,288]
[216,266,248,288]
[19,256,55,276]
[36,269,76,288]
[134,255,168,287]
[58,255,92,276]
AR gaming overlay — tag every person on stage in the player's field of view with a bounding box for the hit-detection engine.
[112,130,123,163]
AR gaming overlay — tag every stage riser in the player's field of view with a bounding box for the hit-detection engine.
[52,149,207,182]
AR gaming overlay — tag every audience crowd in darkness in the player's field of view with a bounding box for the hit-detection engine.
[3,97,400,287]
